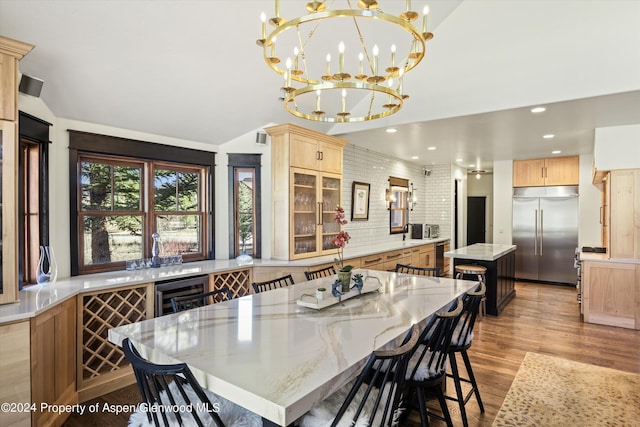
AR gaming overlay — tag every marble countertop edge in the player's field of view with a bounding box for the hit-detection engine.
[0,239,451,324]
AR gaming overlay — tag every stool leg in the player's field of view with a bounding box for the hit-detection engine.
[449,352,469,427]
[461,349,484,413]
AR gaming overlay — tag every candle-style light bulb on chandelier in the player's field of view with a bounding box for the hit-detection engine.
[257,0,434,123]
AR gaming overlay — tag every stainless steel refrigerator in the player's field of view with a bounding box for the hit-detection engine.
[512,186,578,284]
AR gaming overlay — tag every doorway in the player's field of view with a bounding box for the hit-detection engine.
[467,196,486,244]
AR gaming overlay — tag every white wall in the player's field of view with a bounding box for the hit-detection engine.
[341,144,453,252]
[492,160,513,244]
[579,153,605,247]
[18,94,458,275]
[594,124,640,170]
[19,94,220,278]
[216,129,273,259]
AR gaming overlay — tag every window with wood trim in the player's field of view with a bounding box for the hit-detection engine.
[234,168,256,257]
[69,130,215,276]
[18,112,51,288]
[389,176,409,234]
[20,139,42,286]
[76,154,208,274]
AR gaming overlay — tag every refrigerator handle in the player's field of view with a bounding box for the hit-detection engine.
[540,209,544,256]
[534,209,538,255]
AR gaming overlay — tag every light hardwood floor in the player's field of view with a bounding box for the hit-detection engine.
[63,282,640,426]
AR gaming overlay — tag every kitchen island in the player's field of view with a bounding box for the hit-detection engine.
[108,270,478,426]
[445,243,516,315]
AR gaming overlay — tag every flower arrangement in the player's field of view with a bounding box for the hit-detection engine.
[332,205,352,272]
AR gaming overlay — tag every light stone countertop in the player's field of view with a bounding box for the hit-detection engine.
[0,238,450,324]
[108,269,478,426]
[579,252,640,264]
[444,243,517,261]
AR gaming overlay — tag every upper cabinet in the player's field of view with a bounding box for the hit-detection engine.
[266,124,348,260]
[289,130,344,174]
[513,156,579,187]
[0,36,34,305]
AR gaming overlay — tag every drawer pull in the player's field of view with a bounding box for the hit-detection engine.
[387,253,402,259]
[364,257,382,264]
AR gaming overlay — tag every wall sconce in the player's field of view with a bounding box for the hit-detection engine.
[408,183,417,211]
[385,189,396,210]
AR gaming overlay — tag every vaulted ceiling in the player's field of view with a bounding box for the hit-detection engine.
[2,0,639,170]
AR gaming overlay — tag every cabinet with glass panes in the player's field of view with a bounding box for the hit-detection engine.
[266,124,347,260]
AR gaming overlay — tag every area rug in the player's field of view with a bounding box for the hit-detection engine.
[493,352,640,426]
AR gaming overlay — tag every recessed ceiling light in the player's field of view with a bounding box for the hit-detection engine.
[427,146,436,151]
[552,150,562,154]
[543,134,555,139]
[411,156,419,160]
[468,164,475,168]
[531,106,546,113]
[386,128,397,133]
[456,158,463,162]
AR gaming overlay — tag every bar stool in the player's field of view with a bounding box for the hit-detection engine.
[455,264,487,317]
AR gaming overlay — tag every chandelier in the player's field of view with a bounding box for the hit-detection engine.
[257,1,434,123]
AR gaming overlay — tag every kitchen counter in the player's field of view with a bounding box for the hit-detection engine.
[445,243,517,315]
[579,254,640,330]
[579,252,640,264]
[445,243,516,261]
[0,238,450,324]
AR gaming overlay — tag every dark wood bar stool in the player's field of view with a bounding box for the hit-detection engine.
[455,264,487,317]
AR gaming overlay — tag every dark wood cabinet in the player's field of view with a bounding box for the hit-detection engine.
[454,250,516,316]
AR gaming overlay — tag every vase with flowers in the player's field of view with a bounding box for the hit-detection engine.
[332,205,353,292]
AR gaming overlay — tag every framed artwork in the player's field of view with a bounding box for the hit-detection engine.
[351,181,370,220]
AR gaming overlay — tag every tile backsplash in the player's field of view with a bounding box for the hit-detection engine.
[341,144,451,252]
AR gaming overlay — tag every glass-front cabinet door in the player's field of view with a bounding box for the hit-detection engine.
[321,174,341,251]
[291,168,341,259]
[292,170,318,257]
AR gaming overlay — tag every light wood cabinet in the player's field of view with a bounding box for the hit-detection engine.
[266,124,348,260]
[290,133,343,174]
[290,168,342,259]
[31,298,77,427]
[582,260,640,330]
[360,253,385,270]
[0,321,31,427]
[601,173,610,251]
[382,249,410,271]
[77,283,154,401]
[609,169,640,260]
[0,52,18,121]
[0,36,34,306]
[443,241,451,275]
[513,156,579,187]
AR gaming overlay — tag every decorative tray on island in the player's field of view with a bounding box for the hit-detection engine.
[297,276,383,310]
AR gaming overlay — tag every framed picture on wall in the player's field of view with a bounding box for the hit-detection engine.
[351,181,370,220]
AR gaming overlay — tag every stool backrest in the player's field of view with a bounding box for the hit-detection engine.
[305,265,336,281]
[170,287,232,313]
[121,338,225,427]
[451,282,486,349]
[395,263,441,277]
[407,297,464,381]
[252,274,295,293]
